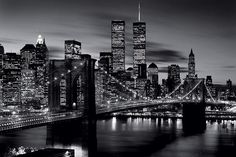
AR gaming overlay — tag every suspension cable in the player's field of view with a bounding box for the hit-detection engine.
[165,83,182,98]
[204,84,216,103]
[181,80,202,100]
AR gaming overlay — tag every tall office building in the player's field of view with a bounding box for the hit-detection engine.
[35,35,48,104]
[20,36,48,105]
[20,44,36,104]
[133,3,146,75]
[226,79,233,98]
[99,52,113,74]
[168,64,181,84]
[3,53,21,105]
[147,63,160,98]
[147,63,158,84]
[167,64,181,92]
[206,76,213,87]
[137,64,147,79]
[111,20,125,73]
[206,75,216,99]
[20,44,36,69]
[36,35,48,66]
[188,49,195,78]
[65,40,82,60]
[0,44,4,105]
[0,44,4,78]
[21,69,36,104]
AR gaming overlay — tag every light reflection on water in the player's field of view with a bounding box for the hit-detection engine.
[0,118,235,157]
[96,118,236,157]
[111,117,117,131]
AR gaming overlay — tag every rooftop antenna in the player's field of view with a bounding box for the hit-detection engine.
[138,1,141,22]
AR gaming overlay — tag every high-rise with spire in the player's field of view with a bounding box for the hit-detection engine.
[133,2,146,76]
[35,35,49,104]
[188,49,195,78]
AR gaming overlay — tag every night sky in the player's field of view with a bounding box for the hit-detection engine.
[0,0,235,84]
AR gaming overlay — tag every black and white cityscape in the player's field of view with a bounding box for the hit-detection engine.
[0,0,236,157]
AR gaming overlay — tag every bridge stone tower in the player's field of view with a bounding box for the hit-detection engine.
[182,78,206,133]
[48,54,96,119]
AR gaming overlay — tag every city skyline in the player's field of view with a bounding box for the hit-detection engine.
[0,0,235,84]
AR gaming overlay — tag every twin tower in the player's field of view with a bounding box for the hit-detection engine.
[111,3,146,76]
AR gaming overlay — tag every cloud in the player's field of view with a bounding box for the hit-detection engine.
[0,38,25,44]
[222,65,236,69]
[41,31,74,39]
[146,41,167,49]
[48,46,64,59]
[146,49,187,63]
[158,66,188,73]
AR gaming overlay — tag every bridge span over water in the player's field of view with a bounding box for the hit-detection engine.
[0,99,236,133]
[1,70,236,133]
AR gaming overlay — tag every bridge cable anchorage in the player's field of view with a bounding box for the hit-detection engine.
[165,83,183,98]
[181,79,203,100]
[204,84,216,103]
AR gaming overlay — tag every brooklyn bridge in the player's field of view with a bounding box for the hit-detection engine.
[0,58,235,133]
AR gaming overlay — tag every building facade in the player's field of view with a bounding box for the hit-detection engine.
[35,35,48,104]
[0,44,4,105]
[2,53,21,105]
[99,52,113,74]
[188,49,195,78]
[111,20,125,73]
[65,40,82,59]
[167,64,181,93]
[21,69,36,104]
[147,63,158,84]
[133,21,146,75]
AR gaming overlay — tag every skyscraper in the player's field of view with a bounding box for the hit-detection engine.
[19,35,48,105]
[35,35,48,104]
[0,44,4,105]
[21,69,36,104]
[147,63,158,84]
[167,64,181,92]
[206,76,213,87]
[133,3,146,75]
[188,49,195,78]
[0,44,4,79]
[226,79,233,98]
[20,44,36,69]
[20,44,36,105]
[206,75,216,99]
[65,40,82,59]
[3,53,21,105]
[137,64,147,79]
[111,20,125,73]
[99,52,113,74]
[168,64,181,84]
[147,63,160,99]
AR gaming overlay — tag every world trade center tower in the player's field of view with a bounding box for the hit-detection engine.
[133,3,146,76]
[111,20,125,73]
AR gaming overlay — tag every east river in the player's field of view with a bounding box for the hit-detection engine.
[0,117,236,157]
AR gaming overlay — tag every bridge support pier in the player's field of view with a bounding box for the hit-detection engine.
[182,102,206,134]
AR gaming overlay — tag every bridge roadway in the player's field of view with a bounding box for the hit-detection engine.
[0,99,235,132]
[96,99,233,115]
[0,111,82,132]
